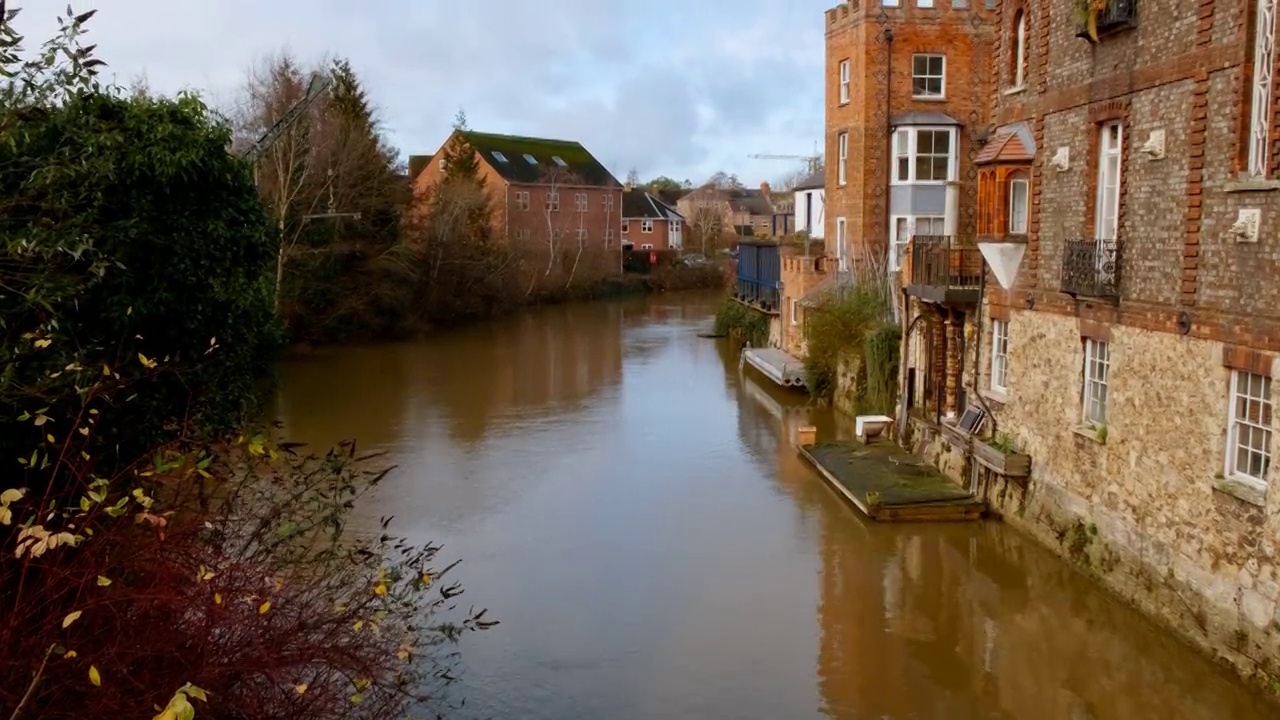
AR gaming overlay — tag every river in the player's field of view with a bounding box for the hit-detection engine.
[274,291,1278,720]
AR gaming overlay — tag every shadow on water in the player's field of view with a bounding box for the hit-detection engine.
[273,291,1279,720]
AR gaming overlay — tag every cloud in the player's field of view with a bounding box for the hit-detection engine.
[21,0,831,183]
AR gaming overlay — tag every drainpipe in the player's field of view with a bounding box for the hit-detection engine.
[884,27,896,280]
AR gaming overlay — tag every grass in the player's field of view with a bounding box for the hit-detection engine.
[713,297,769,347]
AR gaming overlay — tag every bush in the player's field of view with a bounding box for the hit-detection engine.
[1,65,280,470]
[803,286,899,411]
[714,297,769,346]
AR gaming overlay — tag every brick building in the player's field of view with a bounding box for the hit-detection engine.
[412,131,624,276]
[900,0,1280,683]
[621,189,685,250]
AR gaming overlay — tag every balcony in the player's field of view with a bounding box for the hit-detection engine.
[905,236,983,305]
[1076,0,1137,41]
[1059,238,1120,299]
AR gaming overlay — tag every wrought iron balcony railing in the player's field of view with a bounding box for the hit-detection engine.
[1077,0,1137,40]
[1060,237,1121,298]
[910,236,983,290]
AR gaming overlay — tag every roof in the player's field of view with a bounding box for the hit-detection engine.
[729,189,774,216]
[794,171,824,191]
[891,110,963,127]
[459,131,619,187]
[622,190,685,220]
[975,123,1036,165]
[408,154,433,181]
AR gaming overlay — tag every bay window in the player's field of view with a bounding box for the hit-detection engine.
[893,127,956,183]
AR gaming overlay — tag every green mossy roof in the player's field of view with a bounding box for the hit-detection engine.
[461,131,618,187]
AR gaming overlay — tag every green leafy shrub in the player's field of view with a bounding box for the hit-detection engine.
[803,284,898,411]
[713,297,769,346]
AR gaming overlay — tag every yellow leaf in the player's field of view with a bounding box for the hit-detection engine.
[373,582,388,596]
[102,364,111,376]
[88,665,101,686]
[349,693,363,705]
[33,338,51,349]
[138,353,156,369]
[62,610,82,628]
[214,592,222,605]
[294,683,309,695]
[78,427,90,436]
[65,650,77,659]
[354,677,371,690]
[45,434,55,444]
[33,414,48,426]
[421,573,431,587]
[352,619,364,632]
[258,601,271,615]
[0,488,23,504]
[397,644,412,661]
[96,576,111,587]
[198,565,215,581]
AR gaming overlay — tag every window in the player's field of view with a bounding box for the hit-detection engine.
[553,229,563,240]
[574,192,588,212]
[1250,0,1278,177]
[1008,177,1029,234]
[671,220,681,232]
[891,216,945,269]
[576,227,587,242]
[1096,122,1122,240]
[835,217,848,271]
[622,220,630,233]
[514,229,530,241]
[492,151,509,163]
[1012,11,1027,88]
[917,0,935,6]
[911,54,945,98]
[990,320,1010,392]
[1227,370,1274,484]
[839,60,851,104]
[604,229,615,247]
[640,243,654,251]
[523,153,538,165]
[439,158,448,172]
[1082,339,1110,426]
[790,298,799,326]
[552,155,568,167]
[515,191,530,211]
[883,0,900,6]
[893,127,955,183]
[546,191,560,212]
[603,194,615,211]
[952,0,969,7]
[838,132,849,185]
[641,219,654,233]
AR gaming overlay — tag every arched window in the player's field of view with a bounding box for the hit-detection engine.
[1012,10,1027,88]
[1008,171,1030,235]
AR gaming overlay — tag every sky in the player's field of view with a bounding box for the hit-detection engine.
[23,0,833,186]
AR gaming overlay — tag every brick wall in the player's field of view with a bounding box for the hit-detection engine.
[507,184,624,259]
[823,1,996,261]
[622,217,673,250]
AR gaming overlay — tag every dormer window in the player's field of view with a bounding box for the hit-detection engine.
[524,153,538,165]
[492,151,509,163]
[552,155,567,167]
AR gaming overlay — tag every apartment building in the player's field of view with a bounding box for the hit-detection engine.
[903,0,1280,681]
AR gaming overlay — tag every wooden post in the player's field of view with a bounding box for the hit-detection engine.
[797,425,817,447]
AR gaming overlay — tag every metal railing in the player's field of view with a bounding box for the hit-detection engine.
[1060,237,1121,298]
[1096,0,1137,31]
[909,236,983,289]
[736,279,780,311]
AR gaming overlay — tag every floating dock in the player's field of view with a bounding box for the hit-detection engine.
[741,347,807,389]
[799,440,985,522]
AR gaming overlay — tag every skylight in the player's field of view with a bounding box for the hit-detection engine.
[492,151,508,163]
[523,153,538,165]
[552,155,567,167]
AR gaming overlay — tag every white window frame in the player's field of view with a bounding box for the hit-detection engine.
[603,194,615,211]
[1095,121,1122,241]
[604,228,615,246]
[1226,369,1274,486]
[838,132,849,186]
[1009,178,1029,234]
[1013,11,1028,89]
[839,60,851,104]
[641,219,654,233]
[1082,339,1110,426]
[1250,0,1277,177]
[890,215,945,270]
[640,243,654,251]
[917,0,935,7]
[911,54,946,99]
[990,319,1010,392]
[574,192,587,212]
[883,0,900,6]
[523,153,538,165]
[835,217,848,272]
[576,227,587,242]
[492,151,509,163]
[790,298,799,326]
[546,191,560,212]
[622,220,630,233]
[515,191,530,211]
[552,155,567,167]
[892,127,957,184]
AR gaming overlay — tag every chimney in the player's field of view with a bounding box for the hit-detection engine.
[760,181,771,201]
[624,180,633,191]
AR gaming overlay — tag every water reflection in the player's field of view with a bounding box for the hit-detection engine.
[273,292,1278,720]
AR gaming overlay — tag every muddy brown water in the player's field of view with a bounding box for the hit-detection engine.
[274,291,1278,720]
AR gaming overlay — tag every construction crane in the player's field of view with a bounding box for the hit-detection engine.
[748,153,822,175]
[241,72,332,163]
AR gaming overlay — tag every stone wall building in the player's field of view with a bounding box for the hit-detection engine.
[903,0,1280,686]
